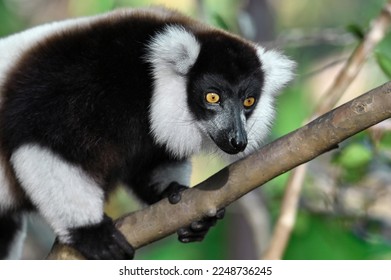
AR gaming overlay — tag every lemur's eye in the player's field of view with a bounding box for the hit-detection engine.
[205,93,220,104]
[243,97,256,108]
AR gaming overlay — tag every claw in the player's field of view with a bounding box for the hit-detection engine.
[168,192,182,204]
[177,227,191,236]
[177,207,225,243]
[190,221,205,230]
[161,182,189,204]
[216,208,225,220]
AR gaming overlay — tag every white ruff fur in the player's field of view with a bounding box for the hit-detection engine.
[256,46,296,97]
[10,145,104,242]
[147,26,202,159]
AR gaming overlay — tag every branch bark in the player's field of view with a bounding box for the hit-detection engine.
[48,81,391,260]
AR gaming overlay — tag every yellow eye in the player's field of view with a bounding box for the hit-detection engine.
[243,97,256,108]
[205,93,220,104]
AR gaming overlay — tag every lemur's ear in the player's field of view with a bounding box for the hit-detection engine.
[256,46,296,96]
[147,25,201,75]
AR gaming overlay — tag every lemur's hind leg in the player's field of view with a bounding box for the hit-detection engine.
[10,144,134,260]
[0,212,26,259]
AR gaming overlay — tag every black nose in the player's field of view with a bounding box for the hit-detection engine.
[230,137,247,152]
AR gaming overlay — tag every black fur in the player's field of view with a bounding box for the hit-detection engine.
[0,213,23,259]
[68,214,134,260]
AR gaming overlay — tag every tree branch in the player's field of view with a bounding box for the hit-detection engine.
[48,81,391,260]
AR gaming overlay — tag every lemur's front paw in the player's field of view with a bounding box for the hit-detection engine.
[161,182,226,243]
[66,215,134,260]
[160,181,188,204]
[178,208,225,242]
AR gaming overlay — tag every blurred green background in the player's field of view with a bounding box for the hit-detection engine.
[2,0,391,260]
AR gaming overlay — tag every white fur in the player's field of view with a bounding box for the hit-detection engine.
[256,46,296,97]
[147,26,202,159]
[147,25,201,76]
[236,88,276,160]
[10,144,104,242]
[150,161,192,194]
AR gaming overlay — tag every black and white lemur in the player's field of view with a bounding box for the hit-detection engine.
[0,7,295,259]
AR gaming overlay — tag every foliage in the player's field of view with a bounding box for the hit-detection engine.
[376,51,391,79]
[285,212,391,260]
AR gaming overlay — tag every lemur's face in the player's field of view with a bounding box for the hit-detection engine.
[187,72,263,155]
[186,35,264,155]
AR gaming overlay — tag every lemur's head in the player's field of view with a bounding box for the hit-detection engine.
[148,25,295,160]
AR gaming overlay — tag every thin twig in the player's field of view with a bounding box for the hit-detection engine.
[317,1,391,115]
[263,28,355,49]
[262,0,391,260]
[237,191,271,256]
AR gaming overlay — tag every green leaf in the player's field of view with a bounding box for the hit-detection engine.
[379,131,391,149]
[212,13,230,31]
[335,143,372,169]
[346,24,365,40]
[375,52,391,79]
